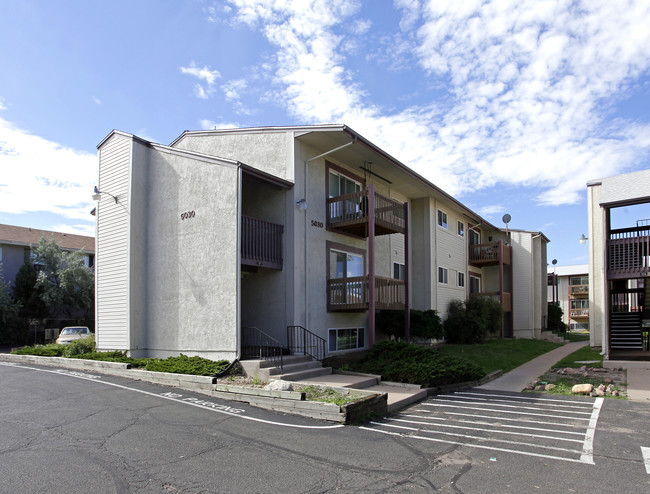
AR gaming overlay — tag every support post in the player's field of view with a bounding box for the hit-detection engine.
[368,184,376,347]
[404,201,410,342]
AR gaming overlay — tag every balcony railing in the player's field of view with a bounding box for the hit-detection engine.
[241,215,284,270]
[327,275,405,311]
[608,226,650,279]
[570,308,590,319]
[471,291,512,312]
[569,284,589,297]
[468,241,512,267]
[327,188,405,237]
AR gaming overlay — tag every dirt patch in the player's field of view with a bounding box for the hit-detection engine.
[528,365,627,398]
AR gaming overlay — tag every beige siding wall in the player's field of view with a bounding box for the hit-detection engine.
[588,184,605,349]
[96,133,132,351]
[512,231,534,337]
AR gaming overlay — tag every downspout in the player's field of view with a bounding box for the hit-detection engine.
[303,137,357,330]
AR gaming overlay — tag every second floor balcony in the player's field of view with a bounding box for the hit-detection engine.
[570,308,589,319]
[327,187,406,238]
[608,225,650,279]
[241,215,283,270]
[327,275,405,312]
[468,241,512,267]
[569,284,589,297]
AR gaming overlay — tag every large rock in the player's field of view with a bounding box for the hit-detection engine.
[572,383,593,394]
[264,380,293,391]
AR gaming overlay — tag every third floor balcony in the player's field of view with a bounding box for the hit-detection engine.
[468,241,512,267]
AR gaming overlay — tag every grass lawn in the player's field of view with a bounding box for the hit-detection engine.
[551,345,603,368]
[438,339,562,374]
[563,332,590,343]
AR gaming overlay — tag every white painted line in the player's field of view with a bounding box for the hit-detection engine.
[1,362,344,430]
[423,402,590,421]
[457,391,594,406]
[360,426,590,464]
[387,417,583,443]
[399,414,585,437]
[429,397,593,415]
[447,394,594,410]
[374,421,584,455]
[641,447,650,474]
[580,397,603,465]
[413,409,588,429]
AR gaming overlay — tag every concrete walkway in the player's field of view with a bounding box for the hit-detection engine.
[478,341,589,392]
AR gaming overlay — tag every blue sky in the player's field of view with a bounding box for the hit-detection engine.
[1,0,650,267]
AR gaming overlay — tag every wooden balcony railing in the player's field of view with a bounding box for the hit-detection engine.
[468,241,511,267]
[472,291,512,312]
[608,226,650,279]
[570,308,590,319]
[241,215,284,270]
[569,284,589,297]
[327,275,405,311]
[327,188,405,237]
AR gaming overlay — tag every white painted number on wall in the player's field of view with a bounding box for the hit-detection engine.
[181,211,195,220]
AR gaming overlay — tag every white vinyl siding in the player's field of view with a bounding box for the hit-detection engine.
[512,232,533,331]
[96,133,132,350]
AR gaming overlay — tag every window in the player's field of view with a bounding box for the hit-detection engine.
[469,274,481,294]
[328,327,365,352]
[330,249,364,279]
[469,229,480,246]
[571,299,589,309]
[458,272,465,287]
[328,242,366,308]
[329,170,361,198]
[457,221,464,237]
[570,322,590,331]
[437,210,448,229]
[393,262,405,280]
[438,267,448,284]
[569,276,588,286]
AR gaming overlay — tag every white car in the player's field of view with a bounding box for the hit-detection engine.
[56,326,92,345]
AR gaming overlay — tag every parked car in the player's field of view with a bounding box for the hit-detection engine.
[56,326,92,345]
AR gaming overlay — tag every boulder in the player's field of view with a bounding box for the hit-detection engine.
[264,380,293,391]
[572,383,593,394]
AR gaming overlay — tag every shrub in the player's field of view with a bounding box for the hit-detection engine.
[548,303,567,333]
[62,335,95,357]
[443,296,503,344]
[144,354,230,376]
[352,341,484,387]
[376,309,443,340]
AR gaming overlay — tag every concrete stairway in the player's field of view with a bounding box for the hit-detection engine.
[541,330,568,343]
[240,355,332,381]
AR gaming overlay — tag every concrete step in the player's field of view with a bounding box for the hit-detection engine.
[279,366,333,381]
[268,360,323,376]
[363,383,428,413]
[258,355,312,369]
[291,373,380,389]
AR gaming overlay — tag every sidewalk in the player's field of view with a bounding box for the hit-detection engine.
[477,341,589,392]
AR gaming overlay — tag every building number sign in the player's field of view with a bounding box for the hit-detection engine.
[311,220,324,228]
[181,211,196,220]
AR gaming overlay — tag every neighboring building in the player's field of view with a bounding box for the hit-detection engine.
[587,169,650,360]
[94,125,549,360]
[547,264,590,332]
[0,223,95,288]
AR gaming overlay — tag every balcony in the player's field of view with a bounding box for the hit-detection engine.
[608,226,650,279]
[468,241,512,267]
[241,215,283,270]
[569,284,589,297]
[327,188,405,238]
[570,308,590,319]
[327,275,405,312]
[471,291,512,312]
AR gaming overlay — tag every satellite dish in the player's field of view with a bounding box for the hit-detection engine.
[552,259,557,265]
[502,214,511,224]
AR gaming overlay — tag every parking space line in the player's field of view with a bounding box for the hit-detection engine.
[447,393,595,410]
[422,402,590,421]
[458,391,593,405]
[641,447,650,474]
[413,409,587,429]
[580,398,603,465]
[427,397,593,415]
[359,426,588,464]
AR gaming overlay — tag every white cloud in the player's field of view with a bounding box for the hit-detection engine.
[221,79,248,101]
[199,119,240,130]
[180,62,221,99]
[221,0,650,205]
[478,204,506,217]
[92,96,102,106]
[0,114,96,224]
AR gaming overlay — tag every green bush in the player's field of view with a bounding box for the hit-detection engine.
[352,341,484,387]
[443,296,503,344]
[144,354,230,376]
[548,303,567,333]
[11,343,64,356]
[62,335,95,357]
[376,309,443,340]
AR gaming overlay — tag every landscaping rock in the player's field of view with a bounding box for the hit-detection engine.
[545,384,557,391]
[264,380,293,392]
[595,388,605,396]
[572,383,593,394]
[535,385,544,391]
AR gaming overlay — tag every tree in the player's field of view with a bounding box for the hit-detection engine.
[443,296,503,344]
[33,236,94,318]
[0,263,21,327]
[12,261,48,319]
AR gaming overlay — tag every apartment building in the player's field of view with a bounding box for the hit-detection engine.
[547,264,590,332]
[587,169,650,360]
[94,125,548,360]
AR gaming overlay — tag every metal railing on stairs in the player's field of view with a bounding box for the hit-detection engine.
[241,326,285,372]
[287,325,326,361]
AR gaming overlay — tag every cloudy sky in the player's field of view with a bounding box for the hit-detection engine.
[1,0,650,266]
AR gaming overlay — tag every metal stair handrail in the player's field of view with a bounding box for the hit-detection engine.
[241,326,285,372]
[287,325,327,361]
